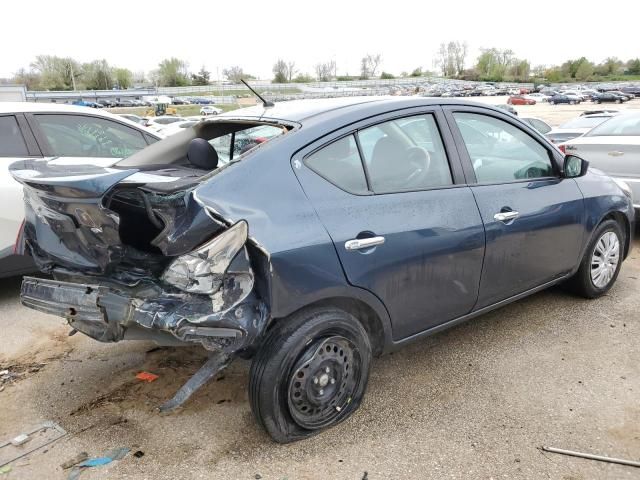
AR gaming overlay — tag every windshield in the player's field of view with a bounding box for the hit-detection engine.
[560,116,610,129]
[586,114,640,137]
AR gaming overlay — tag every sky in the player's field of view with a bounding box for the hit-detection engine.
[1,0,637,80]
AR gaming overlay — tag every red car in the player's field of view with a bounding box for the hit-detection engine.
[507,95,536,105]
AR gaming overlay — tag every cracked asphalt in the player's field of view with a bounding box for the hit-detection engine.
[0,101,639,479]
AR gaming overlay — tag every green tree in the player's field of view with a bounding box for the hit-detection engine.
[114,68,133,89]
[575,60,594,81]
[222,66,254,83]
[628,58,640,75]
[30,55,81,90]
[410,67,423,77]
[157,57,190,87]
[380,71,395,79]
[191,66,210,86]
[597,57,623,76]
[272,59,288,83]
[12,68,41,90]
[83,60,113,90]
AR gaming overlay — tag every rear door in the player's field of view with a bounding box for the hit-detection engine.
[445,106,584,308]
[293,106,485,340]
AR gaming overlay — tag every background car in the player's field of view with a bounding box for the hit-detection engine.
[507,95,536,105]
[548,94,580,105]
[592,92,629,104]
[494,104,518,115]
[200,105,223,116]
[144,115,186,131]
[520,117,552,134]
[117,113,146,124]
[10,98,633,443]
[156,119,199,136]
[560,111,640,214]
[545,113,616,143]
[0,102,161,277]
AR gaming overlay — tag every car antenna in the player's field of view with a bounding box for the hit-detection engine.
[241,79,274,108]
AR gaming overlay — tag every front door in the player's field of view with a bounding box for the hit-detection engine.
[293,108,485,340]
[447,108,584,308]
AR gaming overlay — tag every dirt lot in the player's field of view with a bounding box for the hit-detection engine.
[1,100,639,480]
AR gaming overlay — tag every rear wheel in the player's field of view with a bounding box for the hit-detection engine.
[616,99,622,104]
[249,307,371,443]
[566,219,624,298]
[569,100,576,105]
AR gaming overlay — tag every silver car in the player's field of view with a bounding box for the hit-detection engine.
[562,112,640,214]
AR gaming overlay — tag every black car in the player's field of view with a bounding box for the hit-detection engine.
[116,99,134,107]
[548,94,580,105]
[97,99,116,108]
[620,86,640,98]
[592,92,628,104]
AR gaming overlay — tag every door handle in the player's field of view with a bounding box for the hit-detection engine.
[494,211,519,222]
[345,236,385,251]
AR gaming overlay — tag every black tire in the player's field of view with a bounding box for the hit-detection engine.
[249,307,372,443]
[615,99,622,104]
[549,100,555,105]
[569,100,576,105]
[566,219,624,298]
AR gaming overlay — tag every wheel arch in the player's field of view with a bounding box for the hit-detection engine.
[602,210,631,259]
[269,295,390,357]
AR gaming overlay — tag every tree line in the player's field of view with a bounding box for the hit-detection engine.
[6,49,640,91]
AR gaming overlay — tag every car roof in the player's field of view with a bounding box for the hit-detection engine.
[219,96,505,124]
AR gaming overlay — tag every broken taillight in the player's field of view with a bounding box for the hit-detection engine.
[161,220,248,295]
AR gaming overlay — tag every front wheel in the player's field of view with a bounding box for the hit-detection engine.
[566,219,624,298]
[249,307,372,443]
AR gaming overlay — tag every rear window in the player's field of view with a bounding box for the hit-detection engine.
[0,115,29,156]
[586,114,640,137]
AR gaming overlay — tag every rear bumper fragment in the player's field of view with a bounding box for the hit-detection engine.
[21,276,267,354]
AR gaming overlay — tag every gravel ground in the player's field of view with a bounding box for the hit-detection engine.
[0,101,639,480]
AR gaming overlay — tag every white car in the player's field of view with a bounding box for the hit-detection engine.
[525,93,550,103]
[0,102,161,277]
[561,112,640,214]
[157,119,200,136]
[546,113,616,144]
[200,105,223,116]
[144,116,186,131]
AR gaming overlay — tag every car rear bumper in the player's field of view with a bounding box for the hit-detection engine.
[21,276,267,353]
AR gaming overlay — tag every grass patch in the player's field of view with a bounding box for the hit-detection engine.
[107,104,240,117]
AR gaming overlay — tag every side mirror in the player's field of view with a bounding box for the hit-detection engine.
[563,155,589,178]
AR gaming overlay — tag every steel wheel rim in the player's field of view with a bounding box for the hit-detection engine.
[590,231,620,288]
[287,335,360,430]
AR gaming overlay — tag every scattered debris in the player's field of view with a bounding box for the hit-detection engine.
[541,446,640,468]
[67,448,130,479]
[136,372,159,383]
[255,474,262,479]
[10,434,30,447]
[133,450,145,458]
[0,421,66,468]
[0,465,11,475]
[362,472,369,480]
[61,452,89,470]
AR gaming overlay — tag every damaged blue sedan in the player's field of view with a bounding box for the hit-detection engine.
[10,97,634,443]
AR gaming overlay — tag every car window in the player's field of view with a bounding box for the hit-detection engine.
[586,114,640,136]
[453,112,554,183]
[304,135,368,194]
[0,115,29,156]
[359,114,452,193]
[34,114,147,158]
[210,125,285,164]
[529,119,551,134]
